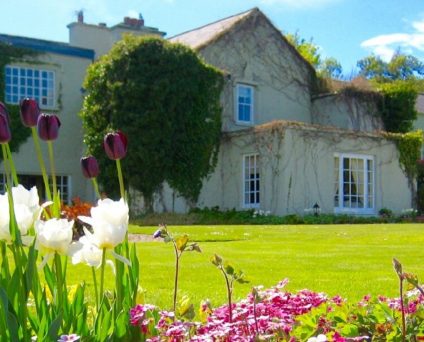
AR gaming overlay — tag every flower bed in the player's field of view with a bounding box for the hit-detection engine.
[131,278,424,341]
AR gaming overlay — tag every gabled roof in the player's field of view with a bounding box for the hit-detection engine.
[169,8,315,76]
[168,8,255,50]
[0,34,95,60]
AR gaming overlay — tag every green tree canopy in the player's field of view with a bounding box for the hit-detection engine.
[80,36,223,209]
[357,51,424,82]
[286,32,343,79]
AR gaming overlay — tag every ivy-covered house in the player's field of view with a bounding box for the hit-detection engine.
[0,8,419,216]
[160,8,418,216]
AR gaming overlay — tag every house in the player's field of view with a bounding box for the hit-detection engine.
[162,8,412,216]
[0,12,164,203]
[0,8,416,216]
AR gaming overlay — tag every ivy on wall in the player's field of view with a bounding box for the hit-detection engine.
[0,42,38,153]
[384,130,423,180]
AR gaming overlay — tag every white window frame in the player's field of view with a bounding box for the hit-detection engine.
[235,84,254,125]
[50,175,71,204]
[334,153,375,215]
[5,65,55,109]
[242,154,260,208]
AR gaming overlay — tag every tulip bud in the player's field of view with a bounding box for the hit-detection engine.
[0,101,10,124]
[81,155,100,179]
[103,131,128,160]
[20,98,40,127]
[37,113,61,141]
[0,112,11,144]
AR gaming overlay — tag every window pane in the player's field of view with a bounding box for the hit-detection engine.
[244,154,260,206]
[4,66,54,107]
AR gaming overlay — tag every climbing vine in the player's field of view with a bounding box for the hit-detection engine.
[0,42,38,153]
[384,130,423,179]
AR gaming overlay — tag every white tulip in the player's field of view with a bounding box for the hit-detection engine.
[79,198,128,250]
[69,235,103,267]
[0,185,41,243]
[35,218,74,256]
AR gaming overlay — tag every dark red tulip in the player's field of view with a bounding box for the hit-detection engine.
[103,131,128,160]
[37,113,61,141]
[0,112,11,144]
[0,101,10,124]
[81,155,100,178]
[20,98,40,127]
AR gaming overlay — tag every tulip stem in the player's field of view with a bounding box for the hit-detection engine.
[31,127,52,201]
[116,159,125,200]
[47,141,58,216]
[91,178,101,200]
[99,248,106,303]
[91,266,99,311]
[5,144,18,186]
[54,253,63,308]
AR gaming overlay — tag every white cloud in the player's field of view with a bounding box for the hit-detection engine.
[361,18,424,61]
[259,0,340,8]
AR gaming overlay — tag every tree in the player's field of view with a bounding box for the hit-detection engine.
[357,51,424,82]
[80,36,223,210]
[285,32,343,79]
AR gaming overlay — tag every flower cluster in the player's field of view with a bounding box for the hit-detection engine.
[252,209,271,218]
[130,280,424,341]
[130,279,327,341]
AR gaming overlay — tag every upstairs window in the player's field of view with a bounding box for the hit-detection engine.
[5,66,55,108]
[236,84,254,124]
[243,154,260,208]
[334,154,374,214]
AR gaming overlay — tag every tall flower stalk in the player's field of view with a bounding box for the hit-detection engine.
[154,225,201,314]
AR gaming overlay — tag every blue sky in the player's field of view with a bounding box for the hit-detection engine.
[1,0,423,75]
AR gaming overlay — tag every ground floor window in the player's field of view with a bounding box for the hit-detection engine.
[0,174,71,204]
[243,154,260,208]
[334,154,374,214]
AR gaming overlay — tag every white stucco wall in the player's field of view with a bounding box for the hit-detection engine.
[152,122,411,216]
[1,52,93,203]
[197,11,314,132]
[312,94,384,132]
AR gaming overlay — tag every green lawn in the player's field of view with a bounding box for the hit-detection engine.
[66,223,424,311]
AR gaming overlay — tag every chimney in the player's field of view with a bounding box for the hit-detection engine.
[77,10,84,23]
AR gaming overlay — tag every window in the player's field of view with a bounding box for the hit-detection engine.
[49,175,71,204]
[0,174,5,194]
[334,154,374,214]
[0,174,70,204]
[5,66,55,108]
[243,154,260,207]
[236,84,254,124]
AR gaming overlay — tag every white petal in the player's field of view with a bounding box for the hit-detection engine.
[111,250,131,267]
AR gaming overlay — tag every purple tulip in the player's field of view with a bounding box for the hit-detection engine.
[20,98,40,127]
[37,113,61,141]
[0,111,11,144]
[81,155,100,178]
[103,131,128,160]
[0,101,10,124]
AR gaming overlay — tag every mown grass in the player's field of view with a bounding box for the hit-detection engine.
[66,224,424,312]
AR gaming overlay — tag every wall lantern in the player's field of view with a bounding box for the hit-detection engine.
[313,203,320,216]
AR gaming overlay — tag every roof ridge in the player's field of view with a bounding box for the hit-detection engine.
[168,7,258,40]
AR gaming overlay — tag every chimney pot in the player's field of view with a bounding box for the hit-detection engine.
[77,10,84,23]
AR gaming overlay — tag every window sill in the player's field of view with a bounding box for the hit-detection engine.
[334,207,375,216]
[236,120,254,126]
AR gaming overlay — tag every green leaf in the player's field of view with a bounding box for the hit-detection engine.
[224,263,235,276]
[47,313,62,341]
[341,323,359,337]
